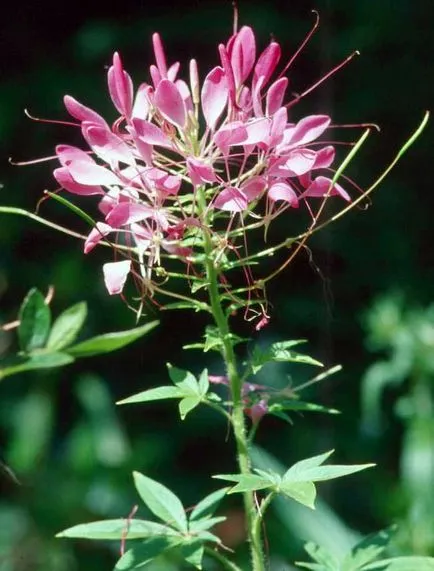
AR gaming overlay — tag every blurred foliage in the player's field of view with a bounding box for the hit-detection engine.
[1,0,433,569]
[362,294,434,556]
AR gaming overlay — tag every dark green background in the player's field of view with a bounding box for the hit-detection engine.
[0,1,433,569]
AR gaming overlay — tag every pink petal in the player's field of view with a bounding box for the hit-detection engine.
[154,79,186,129]
[152,33,168,78]
[54,167,103,196]
[213,187,247,212]
[131,223,152,250]
[252,77,265,117]
[82,124,135,166]
[167,62,180,82]
[269,107,288,147]
[132,118,172,148]
[175,79,193,115]
[132,83,151,120]
[186,157,218,187]
[201,66,228,130]
[253,42,281,90]
[150,64,162,88]
[230,26,256,86]
[103,260,131,295]
[266,77,288,116]
[286,115,331,147]
[268,182,299,206]
[108,52,134,117]
[66,160,121,186]
[106,202,154,227]
[214,121,247,154]
[244,117,271,145]
[281,148,317,176]
[64,95,107,127]
[302,176,350,201]
[218,44,236,106]
[84,222,113,254]
[313,145,335,169]
[240,176,266,201]
[98,188,120,216]
[145,167,181,196]
[56,145,94,167]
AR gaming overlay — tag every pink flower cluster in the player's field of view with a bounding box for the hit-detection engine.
[53,25,350,296]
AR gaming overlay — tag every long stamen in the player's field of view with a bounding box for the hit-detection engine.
[277,10,320,80]
[286,50,360,109]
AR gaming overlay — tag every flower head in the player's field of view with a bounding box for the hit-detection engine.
[50,19,356,317]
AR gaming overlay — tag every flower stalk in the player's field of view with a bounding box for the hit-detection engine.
[198,186,265,570]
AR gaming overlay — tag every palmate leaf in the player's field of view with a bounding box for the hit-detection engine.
[18,288,51,352]
[133,472,188,533]
[66,321,158,357]
[56,518,177,540]
[118,366,209,420]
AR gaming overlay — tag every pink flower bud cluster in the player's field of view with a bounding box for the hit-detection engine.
[53,25,350,297]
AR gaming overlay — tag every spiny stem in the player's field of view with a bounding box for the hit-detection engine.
[197,187,266,571]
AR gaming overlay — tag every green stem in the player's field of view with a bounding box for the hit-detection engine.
[197,190,265,571]
[252,492,275,551]
[204,546,243,571]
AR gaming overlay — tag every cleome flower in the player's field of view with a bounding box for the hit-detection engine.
[52,21,353,301]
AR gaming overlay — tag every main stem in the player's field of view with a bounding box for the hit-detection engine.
[199,206,265,570]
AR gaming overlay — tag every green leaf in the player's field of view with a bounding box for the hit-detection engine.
[115,536,181,570]
[363,557,434,571]
[168,365,197,390]
[66,321,158,357]
[189,516,226,534]
[117,386,184,405]
[197,369,209,394]
[280,481,317,509]
[180,540,205,569]
[249,340,322,375]
[46,301,87,350]
[296,541,340,571]
[18,288,51,352]
[133,472,187,532]
[190,487,229,522]
[283,450,334,479]
[0,352,75,380]
[179,395,201,420]
[283,451,374,483]
[342,526,396,571]
[213,473,274,494]
[271,341,323,365]
[56,519,177,540]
